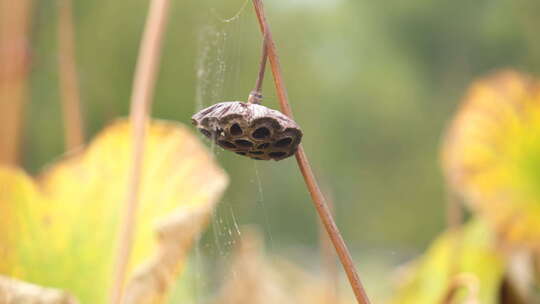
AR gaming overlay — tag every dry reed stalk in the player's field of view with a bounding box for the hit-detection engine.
[251,1,371,303]
[58,0,85,151]
[446,191,463,233]
[109,0,171,303]
[446,189,464,278]
[318,191,339,304]
[0,0,32,165]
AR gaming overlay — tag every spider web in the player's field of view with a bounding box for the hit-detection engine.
[178,2,275,303]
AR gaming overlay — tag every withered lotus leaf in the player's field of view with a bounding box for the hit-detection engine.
[387,220,505,304]
[0,119,228,303]
[442,70,540,248]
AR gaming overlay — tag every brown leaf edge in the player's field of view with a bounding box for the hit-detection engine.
[0,275,79,304]
[123,194,225,303]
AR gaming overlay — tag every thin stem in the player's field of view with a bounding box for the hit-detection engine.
[442,273,479,304]
[58,0,85,150]
[251,1,293,117]
[296,147,371,304]
[108,0,171,303]
[319,191,339,304]
[251,1,371,303]
[247,33,268,104]
[446,188,463,277]
[0,0,31,165]
[446,188,463,233]
[254,34,268,94]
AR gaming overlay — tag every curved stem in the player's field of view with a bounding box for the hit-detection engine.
[253,34,268,94]
[251,1,371,304]
[58,0,85,150]
[446,188,463,277]
[109,0,171,303]
[248,33,268,104]
[0,0,31,165]
[319,192,339,304]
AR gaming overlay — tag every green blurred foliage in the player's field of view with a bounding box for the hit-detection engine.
[22,0,540,299]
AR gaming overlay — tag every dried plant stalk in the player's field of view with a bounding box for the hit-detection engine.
[251,1,371,303]
[0,0,32,165]
[109,0,171,303]
[445,188,464,278]
[319,192,339,304]
[441,273,480,304]
[58,0,85,150]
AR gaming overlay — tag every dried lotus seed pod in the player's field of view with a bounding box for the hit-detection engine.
[192,101,302,161]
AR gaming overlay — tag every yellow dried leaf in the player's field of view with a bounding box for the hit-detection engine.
[442,70,540,247]
[0,119,228,303]
[387,220,505,304]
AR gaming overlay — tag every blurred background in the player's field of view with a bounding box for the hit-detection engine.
[4,0,540,301]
